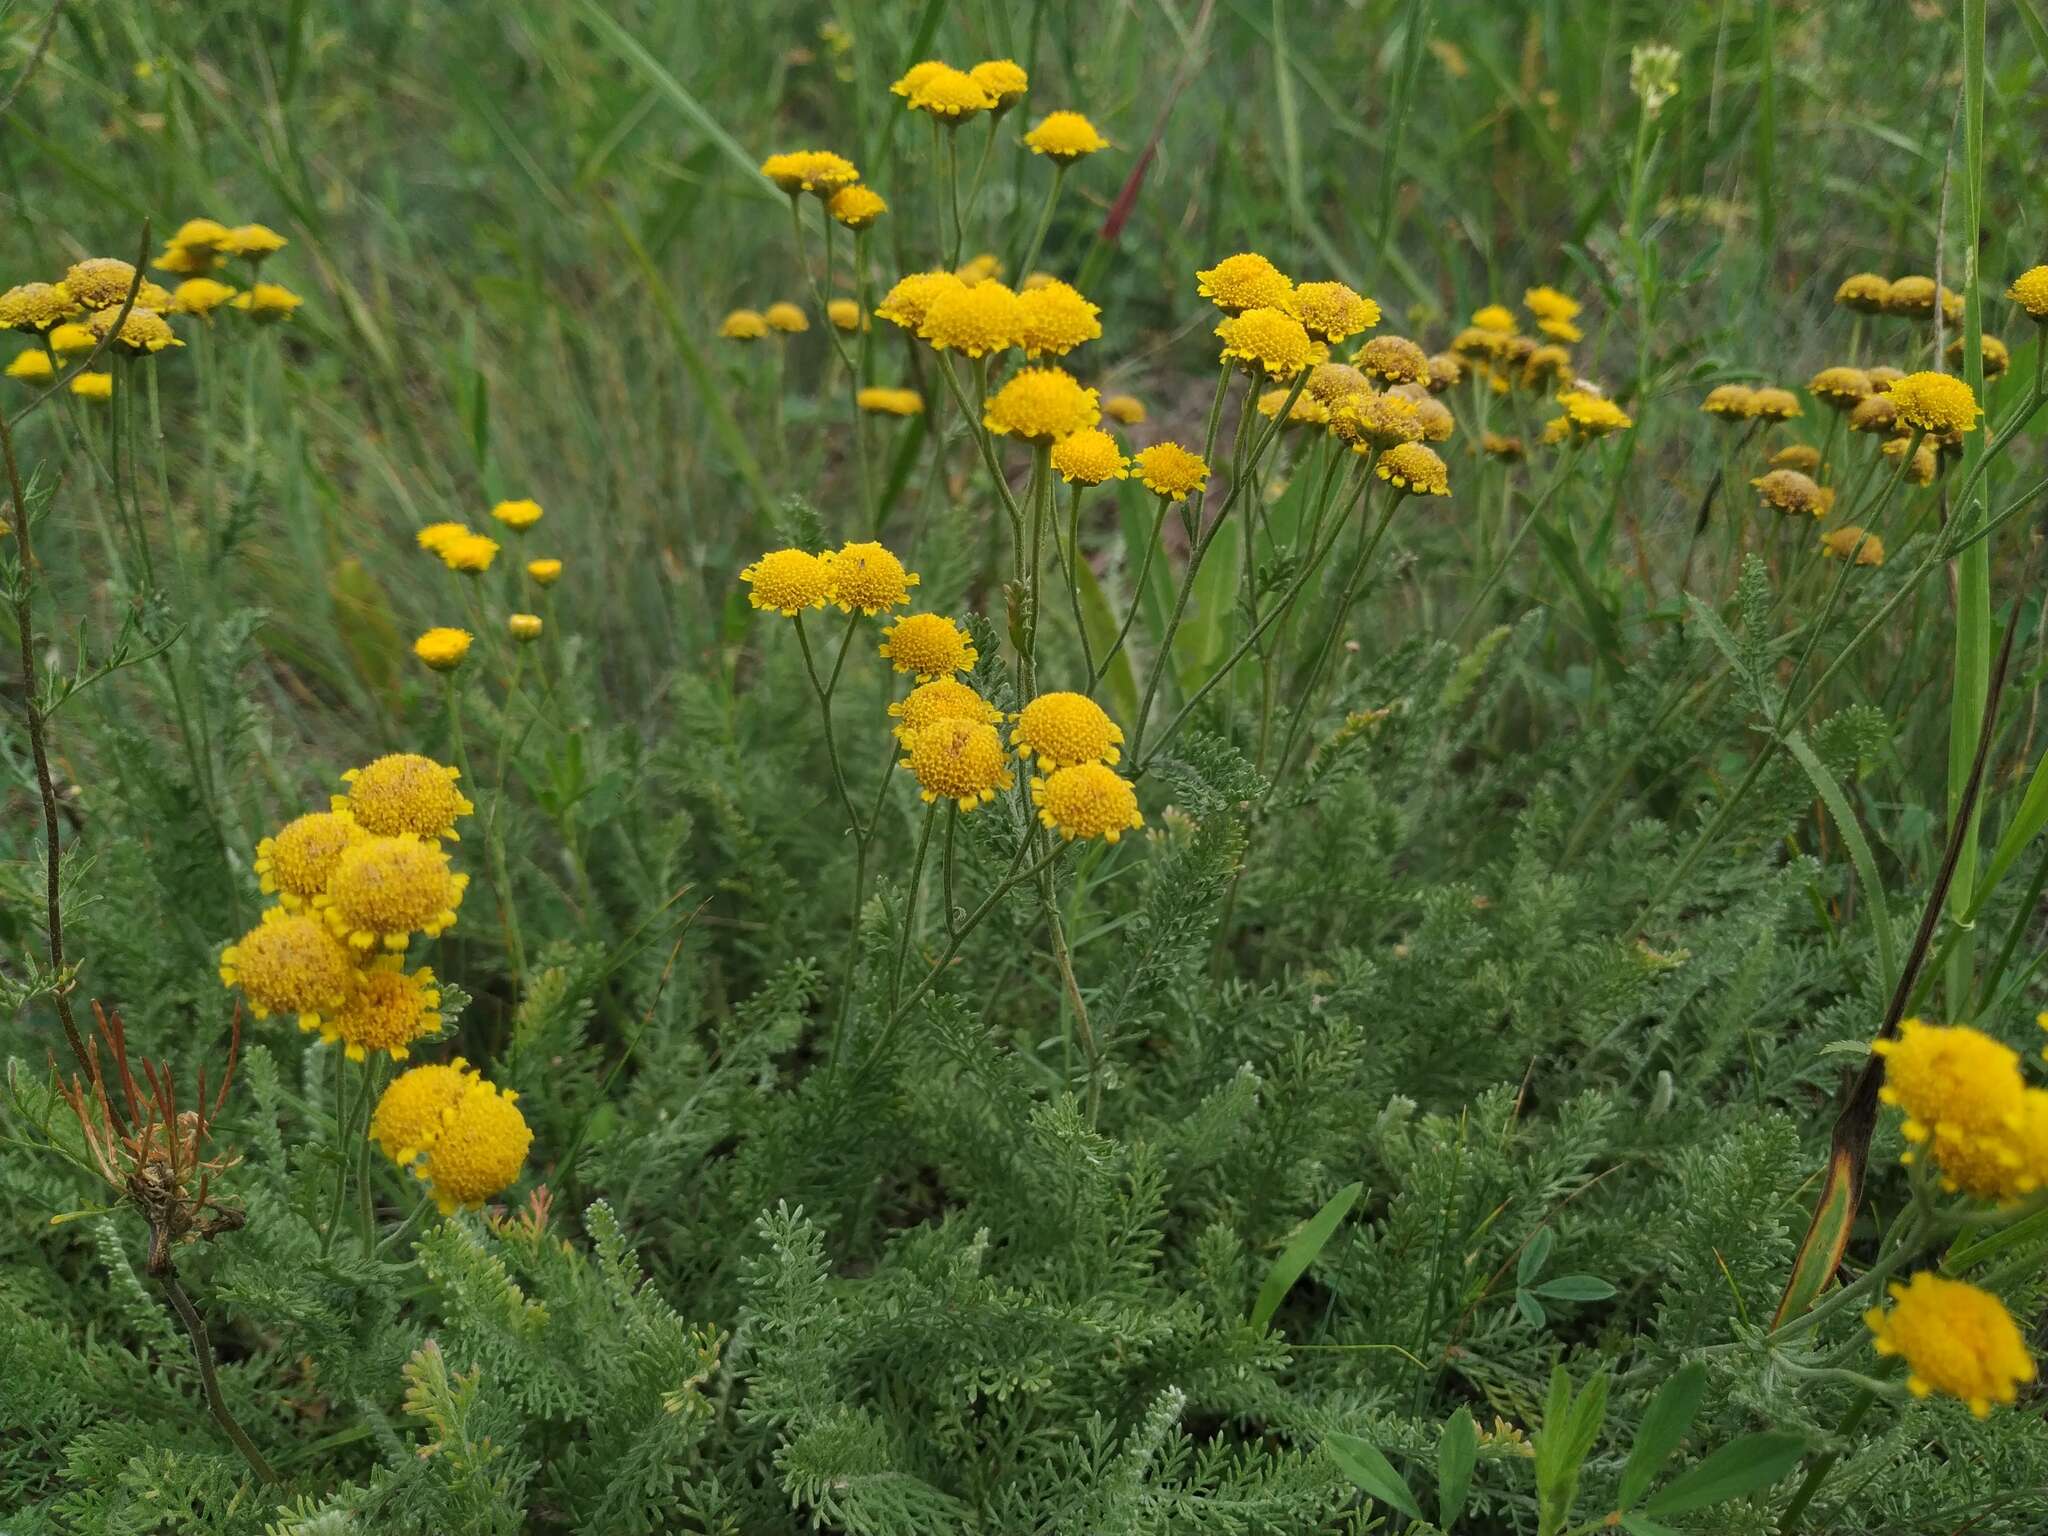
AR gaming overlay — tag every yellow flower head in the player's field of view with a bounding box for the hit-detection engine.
[421,1078,533,1213]
[983,365,1100,443]
[1808,366,1872,407]
[827,540,919,614]
[318,832,468,951]
[1881,435,1939,486]
[229,282,302,322]
[1884,274,1937,316]
[255,809,366,910]
[1259,387,1331,427]
[1032,761,1143,842]
[1356,334,1429,385]
[224,223,288,260]
[90,305,183,353]
[5,349,52,381]
[1101,392,1146,425]
[1023,110,1109,163]
[1131,442,1209,500]
[875,271,965,332]
[907,65,995,120]
[1751,469,1833,519]
[168,217,232,255]
[828,298,864,331]
[527,557,563,586]
[1848,394,1897,436]
[1866,1272,2035,1418]
[720,308,769,341]
[1888,371,1984,436]
[759,149,860,196]
[70,370,112,400]
[1216,305,1315,379]
[1835,273,1892,314]
[1405,393,1456,443]
[1521,344,1573,389]
[1014,279,1102,358]
[371,1059,479,1168]
[1524,286,1581,323]
[764,301,808,334]
[1050,427,1129,484]
[329,961,442,1062]
[828,184,887,230]
[219,908,357,1029]
[508,613,543,644]
[491,497,543,531]
[1538,316,1583,343]
[415,522,468,554]
[337,753,473,841]
[969,58,1029,110]
[740,547,831,616]
[1744,386,1802,421]
[440,532,500,574]
[1012,691,1122,771]
[1451,326,1505,361]
[1698,383,1755,419]
[170,277,237,317]
[1196,252,1293,316]
[1331,390,1422,451]
[1292,281,1380,344]
[413,627,473,671]
[1426,352,1465,392]
[1874,1019,2026,1151]
[888,677,1002,743]
[46,321,95,356]
[1482,431,1525,461]
[955,251,1006,285]
[1375,441,1451,497]
[878,612,978,680]
[153,244,216,278]
[2005,266,2048,321]
[1306,362,1370,407]
[890,60,948,98]
[856,385,923,417]
[919,278,1021,357]
[62,259,147,310]
[1472,303,1516,334]
[1950,334,2010,379]
[1770,444,1822,474]
[1553,389,1634,438]
[0,281,80,333]
[902,717,1015,808]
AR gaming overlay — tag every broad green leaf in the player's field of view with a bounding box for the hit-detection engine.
[1325,1435,1424,1522]
[1517,1290,1547,1328]
[1617,1362,1707,1509]
[1532,1275,1616,1303]
[1438,1406,1477,1529]
[1518,1227,1555,1287]
[1643,1432,1807,1516]
[1250,1181,1361,1332]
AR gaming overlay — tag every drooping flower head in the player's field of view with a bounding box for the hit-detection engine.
[888,677,1002,743]
[1375,441,1451,497]
[421,1078,533,1213]
[1848,394,1898,436]
[1023,110,1109,163]
[1032,761,1143,842]
[337,753,473,841]
[328,962,442,1062]
[740,547,831,617]
[1887,371,1983,437]
[983,366,1100,443]
[413,627,473,671]
[1426,352,1465,392]
[1291,281,1380,344]
[219,908,357,1030]
[255,809,366,910]
[1131,442,1209,500]
[1012,691,1123,771]
[1866,1272,2035,1418]
[1355,335,1429,386]
[1770,444,1823,474]
[1216,306,1316,380]
[902,718,1015,809]
[1950,334,2010,379]
[318,832,468,951]
[1050,427,1129,484]
[1751,470,1833,519]
[1196,252,1293,316]
[1014,279,1102,358]
[919,279,1021,357]
[878,612,978,680]
[371,1059,479,1168]
[826,540,919,614]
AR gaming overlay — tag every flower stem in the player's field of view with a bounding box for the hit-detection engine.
[161,1272,279,1484]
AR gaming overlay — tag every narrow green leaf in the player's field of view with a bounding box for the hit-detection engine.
[1074,552,1140,726]
[1438,1406,1478,1529]
[1518,1227,1555,1287]
[1617,1362,1707,1509]
[1621,1515,1685,1536]
[1325,1435,1424,1523]
[1785,729,1899,1001]
[1250,1181,1361,1332]
[1172,516,1241,693]
[574,1,764,188]
[1532,1275,1616,1303]
[1643,1432,1807,1516]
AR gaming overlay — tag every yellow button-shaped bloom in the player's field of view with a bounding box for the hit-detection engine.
[1751,470,1833,519]
[878,612,978,680]
[1866,1272,2035,1418]
[5,348,52,381]
[371,1059,478,1168]
[1873,1019,2025,1150]
[1835,272,1892,314]
[740,546,832,617]
[1013,691,1122,771]
[1808,366,1872,406]
[1523,285,1580,323]
[0,280,81,333]
[337,753,473,841]
[1032,761,1143,842]
[875,271,964,332]
[255,808,366,909]
[1356,335,1429,385]
[1131,442,1209,500]
[416,521,469,553]
[170,277,238,317]
[1196,252,1292,316]
[764,301,808,334]
[1101,393,1145,425]
[440,532,500,573]
[219,908,357,1030]
[422,1079,533,1213]
[1216,305,1315,380]
[62,259,146,310]
[828,184,887,230]
[826,540,919,614]
[224,223,288,259]
[527,557,564,586]
[888,677,1002,744]
[758,149,859,196]
[1291,281,1380,344]
[1701,383,1754,419]
[230,282,302,322]
[491,497,543,530]
[1014,279,1101,359]
[319,833,468,951]
[1375,441,1451,497]
[1471,303,1516,333]
[90,305,183,353]
[413,627,472,671]
[983,365,1100,443]
[1887,371,1983,436]
[919,279,1021,358]
[720,308,769,341]
[856,386,923,417]
[902,717,1015,809]
[329,962,442,1062]
[1023,110,1108,163]
[907,65,994,120]
[1050,427,1129,485]
[969,58,1029,110]
[2005,265,2048,320]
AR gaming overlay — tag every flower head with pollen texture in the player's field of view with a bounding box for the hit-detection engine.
[1884,275,1937,316]
[1216,306,1315,379]
[983,366,1100,443]
[828,184,887,230]
[1407,395,1455,443]
[440,532,499,574]
[1524,286,1581,323]
[1196,253,1293,316]
[1700,384,1754,419]
[328,962,442,1062]
[907,65,995,120]
[1751,470,1833,519]
[1132,442,1209,500]
[230,283,301,322]
[421,1079,533,1213]
[1332,392,1421,452]
[1874,1019,2025,1139]
[1260,388,1330,427]
[1849,395,1898,436]
[413,627,473,672]
[255,809,366,910]
[1866,1273,2035,1418]
[491,498,543,530]
[889,678,1002,744]
[1770,444,1822,474]
[740,547,831,617]
[759,149,860,196]
[1307,363,1370,407]
[1835,273,1892,314]
[1744,386,1802,421]
[90,306,182,353]
[1356,335,1429,385]
[1888,371,1983,436]
[764,301,808,335]
[856,386,922,417]
[1013,692,1122,771]
[890,60,947,98]
[1291,282,1379,344]
[0,281,81,333]
[876,271,964,333]
[1033,761,1143,842]
[1376,442,1451,497]
[1553,390,1634,439]
[170,278,237,317]
[318,833,468,951]
[62,259,149,309]
[720,309,768,341]
[1050,428,1128,484]
[827,541,919,614]
[1024,110,1109,163]
[879,613,978,680]
[2006,266,2048,321]
[337,753,473,842]
[903,718,1015,809]
[371,1060,479,1169]
[1809,367,1872,407]
[1427,352,1465,391]
[219,908,357,1029]
[919,279,1021,358]
[1014,279,1101,358]
[1102,393,1145,425]
[969,59,1029,110]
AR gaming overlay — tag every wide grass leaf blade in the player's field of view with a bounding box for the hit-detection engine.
[1617,1362,1706,1509]
[1325,1434,1424,1522]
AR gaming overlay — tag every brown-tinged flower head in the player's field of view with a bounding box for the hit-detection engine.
[759,149,860,196]
[720,309,769,341]
[826,540,919,614]
[1375,441,1450,497]
[1482,431,1525,461]
[1258,387,1331,427]
[1940,286,1965,326]
[1745,386,1802,421]
[1751,469,1834,518]
[1425,352,1464,392]
[1888,371,1983,436]
[919,278,1021,357]
[1820,526,1885,566]
[1881,435,1939,485]
[1769,443,1823,474]
[856,385,923,417]
[1014,278,1102,358]
[1291,281,1380,344]
[255,808,368,910]
[1835,273,1892,314]
[1523,343,1574,388]
[1023,110,1109,163]
[1948,334,2009,379]
[875,270,965,332]
[1884,274,1937,317]
[1306,362,1370,407]
[1196,252,1293,316]
[983,366,1100,443]
[888,677,1002,744]
[1215,305,1316,379]
[1130,442,1209,500]
[1101,393,1145,425]
[328,961,443,1062]
[1050,427,1129,484]
[1700,384,1754,419]
[968,58,1029,111]
[90,305,183,353]
[1356,334,1429,385]
[763,301,808,334]
[828,184,888,230]
[2006,266,2048,321]
[907,65,996,121]
[1808,366,1872,408]
[1865,365,1905,390]
[1331,390,1422,451]
[1848,393,1898,435]
[1405,394,1455,443]
[890,60,948,98]
[1498,333,1539,368]
[0,280,81,333]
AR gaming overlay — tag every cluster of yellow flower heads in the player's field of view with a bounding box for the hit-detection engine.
[410,499,562,666]
[1855,1016,2048,1418]
[881,57,1109,165]
[370,1058,533,1215]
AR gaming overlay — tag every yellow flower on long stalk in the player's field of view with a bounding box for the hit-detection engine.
[419,1078,532,1213]
[1031,761,1143,842]
[335,753,473,841]
[918,279,1021,358]
[982,366,1100,443]
[878,613,978,680]
[888,677,1002,743]
[254,809,365,909]
[1215,306,1315,380]
[1023,110,1109,163]
[740,547,832,617]
[825,540,919,614]
[1131,442,1209,500]
[902,718,1015,808]
[1887,371,1983,436]
[1050,428,1128,484]
[1195,252,1292,316]
[413,627,473,671]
